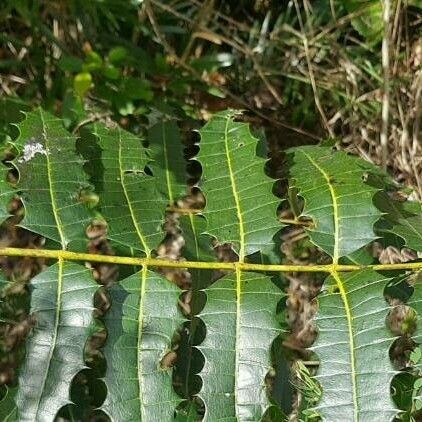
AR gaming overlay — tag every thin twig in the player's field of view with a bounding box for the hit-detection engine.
[180,0,214,63]
[279,218,313,228]
[381,0,391,170]
[71,112,112,135]
[293,0,335,138]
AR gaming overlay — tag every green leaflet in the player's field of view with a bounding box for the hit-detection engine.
[197,271,283,420]
[344,0,422,44]
[376,193,422,251]
[0,176,14,226]
[409,274,422,345]
[179,214,215,290]
[13,261,97,421]
[0,97,29,225]
[13,109,92,250]
[343,0,383,44]
[391,214,422,252]
[288,146,382,261]
[313,269,397,421]
[84,123,167,255]
[148,120,187,204]
[101,269,184,421]
[197,110,281,260]
[0,386,18,421]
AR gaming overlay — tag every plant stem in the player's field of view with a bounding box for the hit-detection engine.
[1,247,421,273]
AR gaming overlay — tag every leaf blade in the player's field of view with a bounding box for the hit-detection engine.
[85,123,167,255]
[13,109,93,250]
[197,111,280,260]
[15,261,97,421]
[313,269,397,421]
[148,120,187,204]
[197,271,282,420]
[288,146,382,260]
[101,269,184,420]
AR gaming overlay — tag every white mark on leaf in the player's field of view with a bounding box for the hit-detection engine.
[18,140,48,163]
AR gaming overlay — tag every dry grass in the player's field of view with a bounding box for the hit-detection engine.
[145,0,422,197]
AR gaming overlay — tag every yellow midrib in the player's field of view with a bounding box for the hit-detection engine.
[234,266,242,418]
[117,128,151,256]
[39,109,66,249]
[189,214,200,260]
[161,123,174,204]
[137,265,148,418]
[222,117,245,417]
[332,270,358,422]
[223,118,245,261]
[117,127,150,417]
[33,257,64,418]
[301,150,340,263]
